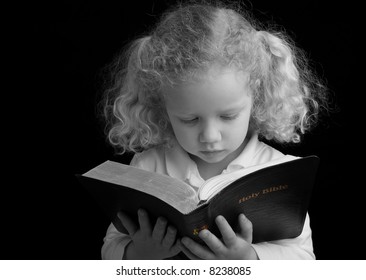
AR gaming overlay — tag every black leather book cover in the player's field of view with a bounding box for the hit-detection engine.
[204,156,319,243]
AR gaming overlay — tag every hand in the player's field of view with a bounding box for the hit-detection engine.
[180,214,258,260]
[118,209,181,259]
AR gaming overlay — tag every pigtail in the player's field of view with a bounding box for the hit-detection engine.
[102,36,171,154]
[251,30,320,143]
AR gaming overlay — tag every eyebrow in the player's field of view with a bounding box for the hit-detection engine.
[219,104,247,114]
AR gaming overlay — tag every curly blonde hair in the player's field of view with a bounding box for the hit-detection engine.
[102,1,327,154]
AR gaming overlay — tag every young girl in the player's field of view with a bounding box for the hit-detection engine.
[100,2,326,260]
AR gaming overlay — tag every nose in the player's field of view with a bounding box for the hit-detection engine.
[199,121,222,143]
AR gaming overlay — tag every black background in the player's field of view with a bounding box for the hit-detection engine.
[4,0,363,260]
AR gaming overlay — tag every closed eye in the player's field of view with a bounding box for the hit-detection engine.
[220,114,239,120]
[180,117,199,124]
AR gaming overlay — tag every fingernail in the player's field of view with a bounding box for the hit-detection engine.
[181,237,188,245]
[199,230,209,238]
[167,226,176,233]
[216,215,224,222]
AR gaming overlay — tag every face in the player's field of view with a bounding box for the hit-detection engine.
[164,67,252,167]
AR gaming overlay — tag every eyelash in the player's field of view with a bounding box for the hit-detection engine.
[180,114,238,124]
[221,114,239,120]
[180,118,198,124]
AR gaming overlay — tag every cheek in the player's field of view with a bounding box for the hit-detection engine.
[170,121,196,145]
[225,115,250,142]
[230,124,248,142]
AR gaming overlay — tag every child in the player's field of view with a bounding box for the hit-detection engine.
[100,1,327,260]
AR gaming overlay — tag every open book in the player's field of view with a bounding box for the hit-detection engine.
[76,155,319,243]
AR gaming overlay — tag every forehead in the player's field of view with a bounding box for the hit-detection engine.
[164,66,249,91]
[163,67,251,112]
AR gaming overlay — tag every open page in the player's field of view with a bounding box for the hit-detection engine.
[198,155,298,201]
[83,160,200,213]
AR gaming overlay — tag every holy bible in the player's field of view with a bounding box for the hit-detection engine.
[76,155,319,243]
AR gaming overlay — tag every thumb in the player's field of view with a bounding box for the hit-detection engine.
[237,214,253,244]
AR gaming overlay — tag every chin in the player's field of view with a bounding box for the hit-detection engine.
[198,152,229,163]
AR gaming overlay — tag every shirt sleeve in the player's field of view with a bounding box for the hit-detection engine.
[101,223,132,260]
[251,213,315,259]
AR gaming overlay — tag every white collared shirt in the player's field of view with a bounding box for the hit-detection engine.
[101,134,315,259]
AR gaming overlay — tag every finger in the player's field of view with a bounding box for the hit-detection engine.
[180,241,202,260]
[117,211,138,236]
[215,215,237,247]
[181,236,215,260]
[162,225,177,248]
[137,208,152,235]
[152,217,168,242]
[238,214,253,243]
[169,238,182,256]
[198,229,226,255]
